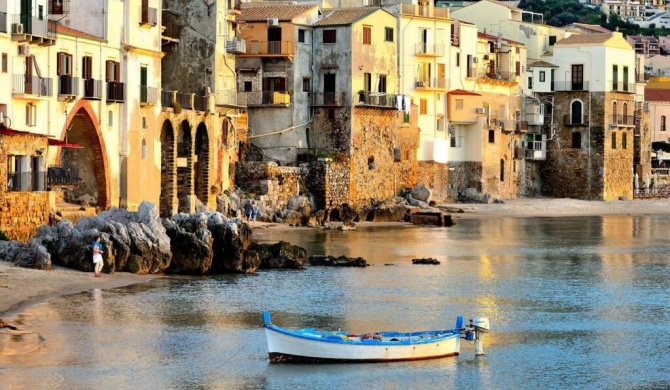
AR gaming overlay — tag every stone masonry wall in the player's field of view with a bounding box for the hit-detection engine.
[235,161,301,211]
[448,161,483,199]
[307,158,350,210]
[416,161,451,202]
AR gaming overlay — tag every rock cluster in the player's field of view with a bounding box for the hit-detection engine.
[411,258,441,265]
[308,255,368,267]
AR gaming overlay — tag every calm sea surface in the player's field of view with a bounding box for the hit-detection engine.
[2,215,670,390]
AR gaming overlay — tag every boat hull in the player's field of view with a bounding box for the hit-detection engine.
[266,327,461,363]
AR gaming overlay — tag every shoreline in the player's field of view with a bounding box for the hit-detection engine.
[2,197,670,321]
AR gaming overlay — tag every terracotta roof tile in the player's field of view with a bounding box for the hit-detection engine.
[645,89,670,101]
[478,31,523,46]
[56,24,105,42]
[569,23,611,33]
[239,4,318,22]
[528,59,558,68]
[448,89,481,96]
[555,33,613,45]
[312,8,378,26]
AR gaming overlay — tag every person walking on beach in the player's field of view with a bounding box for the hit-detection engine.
[244,200,253,222]
[251,200,258,221]
[92,235,104,277]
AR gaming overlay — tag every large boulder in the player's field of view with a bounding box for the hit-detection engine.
[365,197,407,222]
[250,241,307,269]
[308,255,368,267]
[411,184,433,204]
[163,219,213,275]
[0,241,23,263]
[458,188,495,204]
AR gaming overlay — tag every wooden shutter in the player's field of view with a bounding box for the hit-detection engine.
[115,62,121,82]
[57,52,62,76]
[106,60,112,81]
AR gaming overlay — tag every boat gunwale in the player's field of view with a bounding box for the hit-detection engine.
[265,324,461,346]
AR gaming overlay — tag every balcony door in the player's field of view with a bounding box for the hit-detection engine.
[262,77,285,104]
[21,0,33,34]
[25,55,33,94]
[140,66,148,102]
[571,64,584,90]
[324,74,336,105]
[268,27,281,54]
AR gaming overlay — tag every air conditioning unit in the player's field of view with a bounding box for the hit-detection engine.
[267,18,279,26]
[494,41,503,49]
[12,23,24,34]
[18,44,30,56]
[475,107,486,114]
[472,57,479,63]
[416,81,425,87]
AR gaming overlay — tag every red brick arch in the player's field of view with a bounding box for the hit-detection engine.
[57,100,111,209]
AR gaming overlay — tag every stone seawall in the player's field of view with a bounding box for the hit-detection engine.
[0,192,51,242]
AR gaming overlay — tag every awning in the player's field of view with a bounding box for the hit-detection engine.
[48,138,83,148]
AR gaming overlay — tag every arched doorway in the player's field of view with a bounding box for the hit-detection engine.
[58,102,110,208]
[177,120,192,213]
[159,120,176,218]
[194,123,210,205]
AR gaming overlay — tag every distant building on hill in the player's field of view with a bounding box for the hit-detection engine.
[626,35,661,57]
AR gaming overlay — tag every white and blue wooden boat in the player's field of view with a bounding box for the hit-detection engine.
[263,311,489,363]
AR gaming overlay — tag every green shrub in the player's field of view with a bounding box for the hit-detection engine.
[0,229,9,241]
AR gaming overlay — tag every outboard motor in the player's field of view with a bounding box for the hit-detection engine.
[469,317,489,355]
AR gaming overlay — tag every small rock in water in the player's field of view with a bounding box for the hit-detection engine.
[411,258,441,265]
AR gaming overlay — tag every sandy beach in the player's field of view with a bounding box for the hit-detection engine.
[2,197,670,321]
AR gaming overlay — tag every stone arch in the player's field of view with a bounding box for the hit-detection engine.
[177,120,193,213]
[159,120,176,218]
[194,123,210,205]
[58,99,111,208]
[570,99,583,124]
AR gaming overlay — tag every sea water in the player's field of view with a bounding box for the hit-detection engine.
[2,215,670,390]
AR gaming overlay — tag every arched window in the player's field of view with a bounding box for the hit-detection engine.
[612,101,618,125]
[141,139,147,160]
[622,102,628,125]
[571,100,583,125]
[500,159,505,182]
[611,132,617,149]
[622,132,627,149]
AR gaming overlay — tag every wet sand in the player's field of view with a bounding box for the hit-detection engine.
[2,197,670,320]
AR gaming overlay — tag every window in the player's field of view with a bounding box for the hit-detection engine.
[38,5,44,20]
[108,110,113,126]
[141,139,147,160]
[385,27,394,42]
[323,30,336,44]
[106,60,121,82]
[378,75,387,93]
[549,36,557,46]
[528,76,533,89]
[611,132,617,149]
[420,99,427,115]
[571,100,583,124]
[57,52,73,76]
[622,132,627,149]
[142,116,147,129]
[244,81,252,92]
[82,56,93,79]
[456,52,460,67]
[623,66,629,92]
[572,132,581,148]
[613,65,618,91]
[363,26,371,45]
[450,127,462,148]
[417,62,431,84]
[539,71,545,82]
[488,129,495,143]
[455,99,464,110]
[327,109,335,120]
[571,64,584,90]
[515,61,520,76]
[25,104,36,126]
[1,53,7,73]
[661,115,666,131]
[500,159,505,182]
[298,29,306,43]
[302,78,310,92]
[613,101,618,124]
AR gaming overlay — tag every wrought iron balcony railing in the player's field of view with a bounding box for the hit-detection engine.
[247,41,295,56]
[311,92,346,106]
[58,75,79,97]
[107,81,125,103]
[564,114,589,126]
[83,79,102,100]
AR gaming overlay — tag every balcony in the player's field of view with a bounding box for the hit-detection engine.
[415,78,447,90]
[516,120,528,133]
[140,86,158,106]
[312,92,346,106]
[140,4,158,27]
[239,91,291,106]
[610,114,635,127]
[216,90,245,107]
[415,43,445,56]
[161,90,176,108]
[47,166,80,186]
[553,81,590,92]
[609,82,635,93]
[500,119,516,132]
[564,114,589,126]
[400,4,450,19]
[9,15,56,46]
[161,19,180,50]
[226,38,246,54]
[526,112,544,126]
[244,41,294,56]
[58,75,79,100]
[177,93,194,110]
[49,0,70,15]
[357,92,399,109]
[107,81,125,103]
[83,79,102,100]
[194,95,211,112]
[12,75,53,97]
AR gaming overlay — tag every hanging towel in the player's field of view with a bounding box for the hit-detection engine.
[396,95,402,111]
[404,95,411,114]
